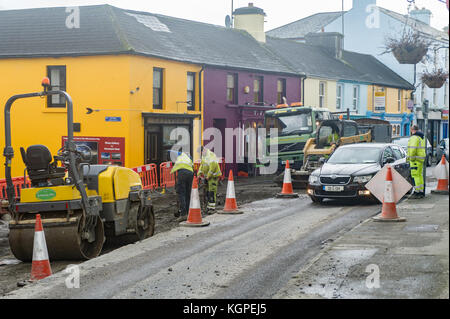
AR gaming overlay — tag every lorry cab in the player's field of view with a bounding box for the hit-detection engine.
[264,106,332,170]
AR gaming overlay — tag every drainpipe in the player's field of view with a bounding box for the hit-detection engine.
[198,65,205,157]
[199,65,205,112]
[301,73,307,105]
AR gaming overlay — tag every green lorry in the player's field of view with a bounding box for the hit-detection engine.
[264,106,333,172]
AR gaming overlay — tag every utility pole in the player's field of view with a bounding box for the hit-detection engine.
[341,0,345,50]
[423,99,429,196]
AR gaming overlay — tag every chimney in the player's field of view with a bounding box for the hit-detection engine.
[233,3,267,43]
[352,0,377,11]
[410,7,432,25]
[305,32,344,59]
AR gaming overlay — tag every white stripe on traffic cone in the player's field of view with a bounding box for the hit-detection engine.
[219,170,243,215]
[30,214,52,281]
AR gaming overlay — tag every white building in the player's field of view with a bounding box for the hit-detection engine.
[268,0,449,149]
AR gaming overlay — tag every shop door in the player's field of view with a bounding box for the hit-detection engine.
[146,131,162,165]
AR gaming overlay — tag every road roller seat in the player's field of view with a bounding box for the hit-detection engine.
[20,145,66,186]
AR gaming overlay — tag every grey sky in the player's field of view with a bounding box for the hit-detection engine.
[0,0,448,31]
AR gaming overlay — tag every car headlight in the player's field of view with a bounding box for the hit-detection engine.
[309,175,320,184]
[353,175,373,184]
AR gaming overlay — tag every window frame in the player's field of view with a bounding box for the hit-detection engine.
[319,81,326,108]
[47,65,67,108]
[352,85,360,111]
[253,76,264,105]
[153,67,164,110]
[187,72,196,111]
[336,83,343,110]
[226,73,238,104]
[398,89,402,112]
[277,78,287,105]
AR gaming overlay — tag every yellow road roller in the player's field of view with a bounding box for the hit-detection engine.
[3,78,154,261]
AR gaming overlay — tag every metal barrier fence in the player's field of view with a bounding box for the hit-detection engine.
[0,176,31,200]
[159,162,176,189]
[0,159,222,199]
[131,164,158,190]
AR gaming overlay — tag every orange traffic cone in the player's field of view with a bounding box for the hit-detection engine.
[373,165,406,222]
[219,170,243,215]
[30,214,52,281]
[276,160,299,198]
[180,176,210,227]
[431,155,449,195]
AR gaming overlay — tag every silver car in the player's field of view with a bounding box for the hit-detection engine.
[436,138,449,163]
[392,137,433,167]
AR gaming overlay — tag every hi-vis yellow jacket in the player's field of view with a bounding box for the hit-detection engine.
[199,149,222,179]
[407,134,426,164]
[171,153,194,174]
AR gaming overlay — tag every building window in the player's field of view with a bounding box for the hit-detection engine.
[352,85,360,111]
[277,79,287,105]
[336,84,343,109]
[47,66,66,107]
[398,89,402,112]
[227,73,238,104]
[187,72,196,111]
[319,81,326,108]
[254,76,264,104]
[153,68,163,109]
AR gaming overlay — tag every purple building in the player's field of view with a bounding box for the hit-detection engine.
[203,68,303,175]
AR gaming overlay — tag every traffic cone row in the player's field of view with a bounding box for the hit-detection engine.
[180,176,210,227]
[276,160,299,198]
[432,155,449,195]
[373,165,406,222]
[30,214,52,281]
[219,170,243,215]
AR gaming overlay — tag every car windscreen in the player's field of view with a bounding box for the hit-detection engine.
[327,147,382,164]
[265,112,312,136]
[393,138,408,148]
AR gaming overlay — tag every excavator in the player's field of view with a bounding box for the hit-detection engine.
[3,78,155,261]
[287,118,391,188]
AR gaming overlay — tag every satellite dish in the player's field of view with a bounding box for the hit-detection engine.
[225,15,231,28]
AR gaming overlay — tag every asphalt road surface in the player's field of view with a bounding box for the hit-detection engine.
[4,195,381,299]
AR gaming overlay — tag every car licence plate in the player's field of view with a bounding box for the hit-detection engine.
[324,186,344,192]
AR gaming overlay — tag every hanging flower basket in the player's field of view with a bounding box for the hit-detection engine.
[392,46,428,65]
[383,29,431,65]
[421,69,449,89]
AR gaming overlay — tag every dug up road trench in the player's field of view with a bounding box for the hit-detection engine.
[0,175,280,296]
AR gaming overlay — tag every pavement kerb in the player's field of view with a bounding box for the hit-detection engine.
[274,187,449,299]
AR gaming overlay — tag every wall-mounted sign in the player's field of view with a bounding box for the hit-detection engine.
[62,136,125,166]
[105,117,122,122]
[374,92,386,112]
[442,110,449,120]
[407,100,414,110]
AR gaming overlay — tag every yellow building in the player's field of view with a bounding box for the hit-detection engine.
[0,55,202,179]
[367,85,410,114]
[0,6,207,178]
[303,78,337,112]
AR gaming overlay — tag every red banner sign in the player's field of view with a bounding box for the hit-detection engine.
[62,136,125,166]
